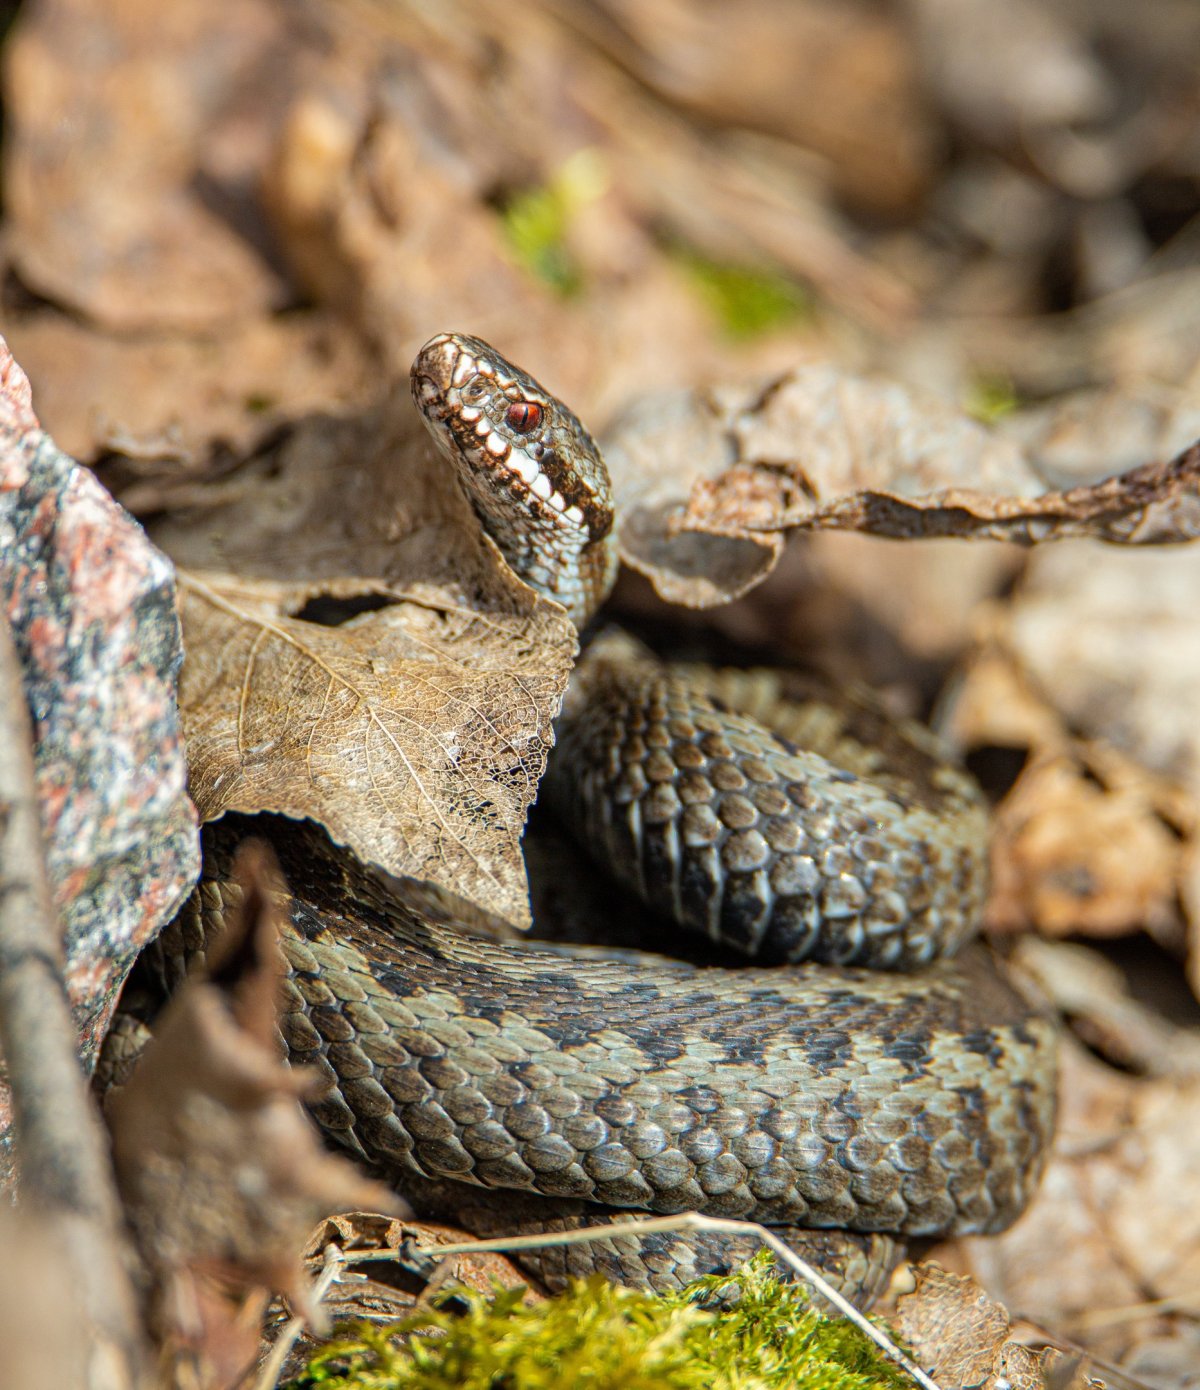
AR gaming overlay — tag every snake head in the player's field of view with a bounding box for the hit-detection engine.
[411,333,614,546]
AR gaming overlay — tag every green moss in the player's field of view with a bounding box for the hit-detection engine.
[498,148,608,297]
[672,248,811,340]
[963,372,1020,423]
[289,1252,909,1390]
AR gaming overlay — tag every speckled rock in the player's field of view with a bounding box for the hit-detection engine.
[0,337,198,1177]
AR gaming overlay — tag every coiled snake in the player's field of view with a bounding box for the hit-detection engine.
[167,334,1056,1302]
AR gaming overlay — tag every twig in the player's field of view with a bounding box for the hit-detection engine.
[0,611,146,1384]
[346,1212,941,1390]
[252,1244,345,1390]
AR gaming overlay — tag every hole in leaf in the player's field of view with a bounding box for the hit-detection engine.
[963,743,1029,802]
[292,592,398,626]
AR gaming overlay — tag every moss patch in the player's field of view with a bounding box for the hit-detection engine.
[498,148,608,296]
[963,372,1020,423]
[289,1251,909,1390]
[672,249,812,339]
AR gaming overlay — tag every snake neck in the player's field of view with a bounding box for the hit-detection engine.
[412,332,617,628]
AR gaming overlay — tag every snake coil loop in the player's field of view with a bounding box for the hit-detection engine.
[169,334,1057,1299]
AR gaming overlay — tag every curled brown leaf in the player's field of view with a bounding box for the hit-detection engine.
[108,842,399,1376]
[604,368,1200,609]
[892,1264,1047,1390]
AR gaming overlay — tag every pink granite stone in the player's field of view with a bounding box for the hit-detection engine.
[0,336,199,1175]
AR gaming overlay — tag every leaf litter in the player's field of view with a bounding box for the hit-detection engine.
[2,0,1200,1385]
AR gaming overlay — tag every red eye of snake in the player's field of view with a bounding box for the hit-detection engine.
[506,400,543,433]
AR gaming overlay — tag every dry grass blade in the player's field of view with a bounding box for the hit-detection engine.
[253,1245,346,1390]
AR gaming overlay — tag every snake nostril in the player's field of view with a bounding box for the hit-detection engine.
[460,378,489,405]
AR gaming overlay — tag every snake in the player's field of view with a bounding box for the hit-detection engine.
[160,333,1057,1303]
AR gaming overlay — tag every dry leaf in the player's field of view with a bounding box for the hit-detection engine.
[4,0,293,329]
[5,305,371,470]
[995,544,1200,995]
[578,0,934,214]
[604,383,788,608]
[261,1211,535,1381]
[109,842,400,1377]
[603,368,1200,609]
[304,1210,533,1301]
[1005,382,1200,490]
[943,543,1200,986]
[1015,938,1200,1080]
[892,1263,1047,1390]
[999,544,1200,787]
[264,77,568,385]
[910,0,1110,149]
[156,388,577,931]
[943,643,1192,942]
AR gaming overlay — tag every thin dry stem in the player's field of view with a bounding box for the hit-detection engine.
[0,611,146,1385]
[252,1245,345,1390]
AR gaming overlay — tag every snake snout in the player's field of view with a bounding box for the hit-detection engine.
[411,333,463,413]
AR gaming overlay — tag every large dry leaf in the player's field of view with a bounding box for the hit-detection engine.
[603,368,1200,608]
[160,389,577,930]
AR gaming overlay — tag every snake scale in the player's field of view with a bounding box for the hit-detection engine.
[163,333,1057,1301]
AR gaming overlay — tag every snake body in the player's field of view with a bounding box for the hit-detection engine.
[172,334,1056,1297]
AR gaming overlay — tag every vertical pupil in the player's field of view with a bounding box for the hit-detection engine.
[506,401,542,433]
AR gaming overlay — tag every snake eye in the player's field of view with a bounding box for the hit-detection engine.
[506,400,543,434]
